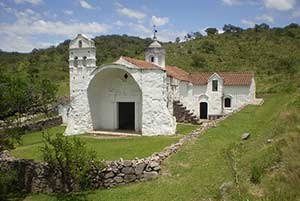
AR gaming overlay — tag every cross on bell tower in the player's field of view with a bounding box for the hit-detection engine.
[153,25,158,41]
[144,26,166,69]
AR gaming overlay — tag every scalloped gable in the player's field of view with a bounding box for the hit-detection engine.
[69,34,95,49]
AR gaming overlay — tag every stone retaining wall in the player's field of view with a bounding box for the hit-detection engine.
[0,109,239,193]
[19,116,63,132]
[0,116,62,135]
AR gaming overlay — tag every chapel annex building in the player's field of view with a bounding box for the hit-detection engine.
[65,34,259,136]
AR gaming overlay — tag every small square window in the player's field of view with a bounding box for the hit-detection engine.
[212,80,218,91]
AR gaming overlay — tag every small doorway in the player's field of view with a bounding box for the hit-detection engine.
[118,102,135,130]
[200,102,208,119]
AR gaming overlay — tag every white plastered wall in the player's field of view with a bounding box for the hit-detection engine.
[66,63,176,136]
[169,74,255,118]
[88,68,142,132]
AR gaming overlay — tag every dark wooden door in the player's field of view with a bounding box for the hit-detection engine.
[200,102,208,119]
[118,102,135,130]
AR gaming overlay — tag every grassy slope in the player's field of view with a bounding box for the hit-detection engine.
[11,124,197,161]
[25,93,291,201]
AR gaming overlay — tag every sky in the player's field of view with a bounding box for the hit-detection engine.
[0,0,299,52]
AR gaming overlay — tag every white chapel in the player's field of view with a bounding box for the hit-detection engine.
[65,33,259,136]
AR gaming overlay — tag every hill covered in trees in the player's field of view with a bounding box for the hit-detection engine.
[1,23,299,95]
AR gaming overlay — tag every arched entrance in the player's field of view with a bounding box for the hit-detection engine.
[88,67,142,132]
[200,102,208,119]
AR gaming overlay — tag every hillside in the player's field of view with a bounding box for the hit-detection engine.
[0,25,300,96]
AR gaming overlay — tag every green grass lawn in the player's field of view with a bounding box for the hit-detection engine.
[23,93,293,201]
[176,123,200,135]
[11,124,198,161]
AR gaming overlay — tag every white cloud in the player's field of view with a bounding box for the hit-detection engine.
[292,10,300,18]
[0,34,53,52]
[158,30,187,42]
[0,7,110,52]
[151,16,169,26]
[0,20,109,36]
[115,3,146,20]
[241,19,255,27]
[128,23,152,35]
[14,0,43,5]
[256,14,274,23]
[127,22,186,42]
[79,0,94,9]
[221,0,240,5]
[63,10,73,15]
[262,0,296,11]
[114,20,125,26]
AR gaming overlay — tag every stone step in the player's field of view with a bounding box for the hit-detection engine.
[173,100,201,125]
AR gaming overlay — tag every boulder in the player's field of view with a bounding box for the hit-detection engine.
[241,133,250,140]
[124,174,136,182]
[123,160,132,167]
[121,167,134,174]
[135,163,146,175]
[149,161,159,168]
[143,171,159,180]
[114,176,124,183]
[104,171,114,179]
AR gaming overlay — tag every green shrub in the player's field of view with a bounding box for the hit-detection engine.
[0,170,17,201]
[250,165,263,184]
[41,133,103,193]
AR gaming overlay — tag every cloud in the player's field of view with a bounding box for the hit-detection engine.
[0,20,109,36]
[79,0,94,9]
[241,19,255,27]
[262,0,296,11]
[292,10,300,18]
[115,3,146,20]
[0,33,53,52]
[128,23,152,35]
[0,7,110,52]
[14,0,43,5]
[221,0,240,5]
[256,14,274,23]
[158,29,187,42]
[114,20,125,26]
[63,10,73,15]
[151,16,169,26]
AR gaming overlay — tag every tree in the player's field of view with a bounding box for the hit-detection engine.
[175,37,180,43]
[41,133,102,192]
[205,28,218,36]
[191,53,207,68]
[223,24,243,33]
[285,23,299,29]
[36,79,58,116]
[184,33,193,41]
[255,23,270,31]
[193,32,203,39]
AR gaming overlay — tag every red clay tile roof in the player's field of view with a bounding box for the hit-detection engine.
[120,57,253,85]
[189,72,213,85]
[165,65,190,82]
[190,72,253,86]
[121,56,162,70]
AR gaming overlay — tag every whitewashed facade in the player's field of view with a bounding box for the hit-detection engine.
[65,34,259,136]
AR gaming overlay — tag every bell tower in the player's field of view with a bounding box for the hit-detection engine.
[145,26,166,69]
[69,34,96,68]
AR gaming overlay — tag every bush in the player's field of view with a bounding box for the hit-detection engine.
[250,164,263,184]
[41,133,103,193]
[0,170,17,201]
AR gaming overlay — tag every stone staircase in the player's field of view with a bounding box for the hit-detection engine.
[173,100,201,125]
